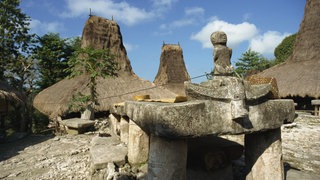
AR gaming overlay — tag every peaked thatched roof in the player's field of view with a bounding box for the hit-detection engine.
[258,0,320,98]
[81,15,134,76]
[33,16,176,118]
[154,44,190,95]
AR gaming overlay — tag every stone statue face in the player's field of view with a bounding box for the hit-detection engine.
[210,31,227,45]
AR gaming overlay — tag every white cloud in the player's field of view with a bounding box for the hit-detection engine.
[158,6,204,32]
[62,0,154,26]
[249,31,290,55]
[185,7,205,17]
[190,17,258,49]
[29,19,64,34]
[160,19,194,30]
[151,0,177,9]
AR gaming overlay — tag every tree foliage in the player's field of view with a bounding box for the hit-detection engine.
[235,49,274,77]
[0,0,35,82]
[274,33,296,64]
[33,33,80,90]
[66,46,118,113]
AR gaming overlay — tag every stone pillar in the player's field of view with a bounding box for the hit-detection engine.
[120,116,129,144]
[245,128,284,180]
[128,120,149,165]
[109,114,120,135]
[148,135,187,180]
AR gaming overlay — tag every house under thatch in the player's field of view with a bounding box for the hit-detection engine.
[257,0,320,108]
[0,81,25,135]
[33,16,176,119]
[154,44,190,95]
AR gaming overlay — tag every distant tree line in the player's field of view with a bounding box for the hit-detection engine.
[235,33,297,78]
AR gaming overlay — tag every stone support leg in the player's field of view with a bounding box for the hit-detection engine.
[245,128,284,180]
[148,135,187,180]
[128,120,149,165]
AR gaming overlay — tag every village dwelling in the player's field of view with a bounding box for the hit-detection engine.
[0,81,25,141]
[33,15,176,133]
[257,0,320,112]
[154,43,190,96]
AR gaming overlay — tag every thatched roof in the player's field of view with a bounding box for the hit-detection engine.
[81,15,134,76]
[33,16,176,118]
[33,74,176,118]
[258,0,320,98]
[0,81,24,111]
[154,44,190,95]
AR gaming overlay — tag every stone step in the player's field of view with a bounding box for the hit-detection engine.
[90,135,127,171]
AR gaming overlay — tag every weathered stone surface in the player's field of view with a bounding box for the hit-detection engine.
[210,31,234,76]
[127,120,149,165]
[185,77,245,101]
[148,135,187,180]
[245,128,284,180]
[125,99,295,138]
[90,136,127,170]
[120,117,129,144]
[109,114,120,136]
[81,106,95,120]
[281,113,320,174]
[61,118,95,129]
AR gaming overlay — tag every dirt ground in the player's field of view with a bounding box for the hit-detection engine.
[0,133,94,180]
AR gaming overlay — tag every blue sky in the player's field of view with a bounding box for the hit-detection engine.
[20,0,305,83]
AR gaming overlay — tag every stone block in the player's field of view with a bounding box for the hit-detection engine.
[245,128,284,180]
[281,113,320,174]
[90,136,127,170]
[109,114,120,136]
[125,99,295,137]
[128,120,149,165]
[120,117,129,144]
[61,118,95,134]
[148,135,187,180]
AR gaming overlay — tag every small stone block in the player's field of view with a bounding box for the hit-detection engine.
[61,118,95,129]
[311,100,320,105]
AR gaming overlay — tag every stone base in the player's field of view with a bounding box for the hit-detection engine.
[148,136,187,180]
[61,118,95,134]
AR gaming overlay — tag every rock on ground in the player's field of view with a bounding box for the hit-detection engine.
[0,134,93,180]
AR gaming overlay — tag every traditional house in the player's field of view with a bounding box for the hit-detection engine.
[257,0,320,109]
[33,16,176,120]
[0,81,25,137]
[154,43,190,95]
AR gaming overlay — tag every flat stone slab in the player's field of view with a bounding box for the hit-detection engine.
[311,100,320,105]
[125,99,295,138]
[61,118,95,129]
[90,136,127,170]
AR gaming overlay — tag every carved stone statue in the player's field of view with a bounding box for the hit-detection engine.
[211,31,234,76]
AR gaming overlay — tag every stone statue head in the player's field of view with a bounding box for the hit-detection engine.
[210,31,227,45]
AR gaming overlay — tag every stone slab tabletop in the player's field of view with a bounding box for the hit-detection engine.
[125,99,295,138]
[61,118,95,129]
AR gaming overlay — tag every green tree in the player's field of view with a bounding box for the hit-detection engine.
[66,46,117,119]
[235,49,274,77]
[274,33,296,64]
[33,33,80,90]
[0,0,34,81]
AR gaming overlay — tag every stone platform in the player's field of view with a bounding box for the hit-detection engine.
[125,99,295,138]
[124,98,295,180]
